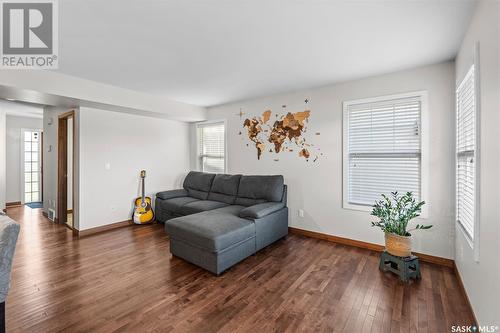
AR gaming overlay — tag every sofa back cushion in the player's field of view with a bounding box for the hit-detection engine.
[235,175,284,206]
[183,171,216,200]
[207,174,242,204]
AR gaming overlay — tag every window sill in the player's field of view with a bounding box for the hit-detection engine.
[342,202,429,219]
[343,202,373,213]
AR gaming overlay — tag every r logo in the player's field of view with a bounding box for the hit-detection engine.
[2,2,53,54]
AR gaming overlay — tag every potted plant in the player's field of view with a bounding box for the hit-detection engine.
[371,192,431,257]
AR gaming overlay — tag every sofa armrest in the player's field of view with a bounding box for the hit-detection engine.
[156,189,188,200]
[239,202,285,219]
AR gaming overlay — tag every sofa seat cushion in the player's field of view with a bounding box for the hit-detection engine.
[179,200,228,215]
[165,211,256,253]
[160,196,200,214]
[209,205,246,216]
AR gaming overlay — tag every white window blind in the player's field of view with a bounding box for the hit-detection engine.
[198,122,225,173]
[456,65,476,240]
[344,94,423,207]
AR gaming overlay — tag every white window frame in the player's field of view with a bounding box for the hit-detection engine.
[456,43,481,262]
[342,91,429,217]
[196,119,227,174]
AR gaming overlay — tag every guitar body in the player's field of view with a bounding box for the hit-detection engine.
[133,196,154,224]
[133,170,155,224]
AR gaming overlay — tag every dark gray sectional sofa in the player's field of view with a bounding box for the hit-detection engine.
[156,171,288,275]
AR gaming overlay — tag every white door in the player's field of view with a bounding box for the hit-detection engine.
[22,129,42,204]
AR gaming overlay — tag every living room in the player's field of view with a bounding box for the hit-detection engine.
[0,0,498,332]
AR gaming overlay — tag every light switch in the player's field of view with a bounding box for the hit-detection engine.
[105,162,111,170]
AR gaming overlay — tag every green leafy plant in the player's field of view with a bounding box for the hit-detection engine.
[371,191,431,236]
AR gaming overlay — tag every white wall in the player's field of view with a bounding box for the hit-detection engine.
[205,62,456,259]
[454,0,500,325]
[6,115,43,203]
[0,109,5,211]
[42,107,61,216]
[42,106,80,229]
[78,107,190,230]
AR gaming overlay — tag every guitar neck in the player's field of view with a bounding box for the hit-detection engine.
[142,177,145,202]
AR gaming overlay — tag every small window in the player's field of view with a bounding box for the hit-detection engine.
[343,92,427,212]
[197,121,225,173]
[456,65,477,242]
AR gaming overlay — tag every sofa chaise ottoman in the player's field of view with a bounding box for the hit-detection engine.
[156,171,288,275]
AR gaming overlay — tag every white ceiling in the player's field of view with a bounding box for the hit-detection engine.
[57,0,476,107]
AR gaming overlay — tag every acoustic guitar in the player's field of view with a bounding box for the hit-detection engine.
[133,170,154,224]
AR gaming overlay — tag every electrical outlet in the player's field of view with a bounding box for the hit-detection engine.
[298,209,304,218]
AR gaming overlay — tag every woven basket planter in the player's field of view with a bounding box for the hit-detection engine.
[385,232,412,257]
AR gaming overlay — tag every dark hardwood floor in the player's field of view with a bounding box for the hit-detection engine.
[5,206,474,333]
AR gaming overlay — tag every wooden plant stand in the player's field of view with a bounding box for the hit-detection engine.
[379,251,421,282]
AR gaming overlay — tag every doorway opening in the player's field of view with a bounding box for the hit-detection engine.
[21,129,43,208]
[57,111,75,229]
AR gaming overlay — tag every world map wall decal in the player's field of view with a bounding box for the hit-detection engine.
[239,100,323,162]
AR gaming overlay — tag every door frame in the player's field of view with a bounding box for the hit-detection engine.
[57,110,75,226]
[20,128,43,205]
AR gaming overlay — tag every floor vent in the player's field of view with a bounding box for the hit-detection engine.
[48,209,56,222]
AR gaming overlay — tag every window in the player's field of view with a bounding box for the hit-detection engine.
[197,121,225,173]
[343,92,427,212]
[23,130,42,203]
[456,65,477,242]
